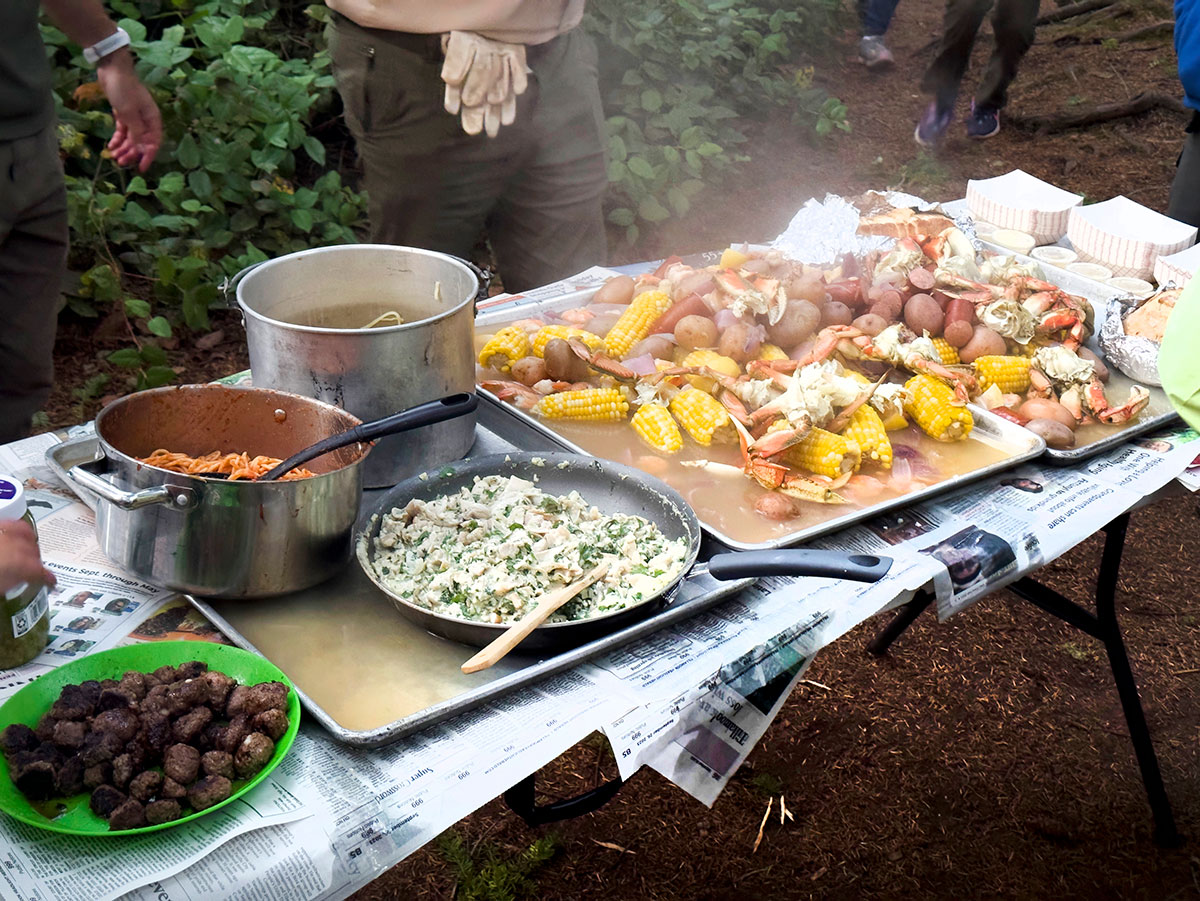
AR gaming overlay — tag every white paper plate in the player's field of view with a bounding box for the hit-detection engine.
[966,170,1083,243]
[1067,196,1197,280]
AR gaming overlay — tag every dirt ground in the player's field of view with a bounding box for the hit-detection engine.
[38,2,1200,898]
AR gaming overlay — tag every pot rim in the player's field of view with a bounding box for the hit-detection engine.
[236,243,479,336]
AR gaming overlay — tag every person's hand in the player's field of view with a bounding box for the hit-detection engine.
[441,31,528,138]
[95,47,162,172]
[0,520,55,597]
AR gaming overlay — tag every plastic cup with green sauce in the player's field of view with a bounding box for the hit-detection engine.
[0,476,50,669]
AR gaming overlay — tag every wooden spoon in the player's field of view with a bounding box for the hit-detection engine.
[461,561,611,674]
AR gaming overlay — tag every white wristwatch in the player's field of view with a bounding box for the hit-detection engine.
[83,27,131,64]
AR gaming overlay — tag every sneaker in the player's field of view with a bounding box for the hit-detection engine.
[858,35,894,68]
[966,102,1000,139]
[914,101,953,147]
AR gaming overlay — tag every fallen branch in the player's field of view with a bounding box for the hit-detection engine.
[1036,0,1115,24]
[1008,90,1186,134]
[1089,19,1174,42]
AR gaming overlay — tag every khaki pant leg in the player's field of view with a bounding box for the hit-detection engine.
[0,123,68,443]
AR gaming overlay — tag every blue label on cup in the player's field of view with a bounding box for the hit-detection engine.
[0,480,15,500]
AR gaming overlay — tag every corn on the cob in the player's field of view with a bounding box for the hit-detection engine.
[904,373,972,441]
[603,290,673,358]
[974,354,1032,394]
[531,388,628,422]
[785,428,861,478]
[631,403,683,453]
[531,325,604,358]
[669,388,730,446]
[477,326,529,372]
[930,338,960,365]
[844,404,892,469]
[720,247,751,268]
[756,343,789,362]
[681,349,741,392]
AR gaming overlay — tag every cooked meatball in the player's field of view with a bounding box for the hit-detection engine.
[188,775,233,811]
[145,799,183,825]
[33,714,59,743]
[83,762,112,790]
[218,715,252,755]
[97,687,136,711]
[141,714,173,752]
[92,708,140,742]
[78,680,102,709]
[140,685,172,719]
[201,671,235,711]
[111,753,136,790]
[98,678,119,691]
[162,743,200,785]
[108,798,146,830]
[1,724,37,755]
[117,671,148,701]
[160,776,187,800]
[31,741,61,766]
[14,760,57,800]
[250,709,289,741]
[172,706,212,745]
[50,684,94,721]
[167,678,209,711]
[198,722,225,752]
[123,738,149,770]
[52,720,87,750]
[79,730,124,766]
[202,750,235,780]
[55,755,85,796]
[128,769,163,803]
[226,682,288,718]
[234,733,275,778]
[89,784,126,818]
[176,660,208,681]
[151,665,178,684]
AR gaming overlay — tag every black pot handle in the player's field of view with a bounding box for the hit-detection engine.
[448,255,492,311]
[707,549,892,583]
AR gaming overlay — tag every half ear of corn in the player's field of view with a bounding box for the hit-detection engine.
[681,349,741,392]
[531,325,604,358]
[844,404,892,469]
[756,343,789,362]
[974,354,1032,394]
[785,428,861,478]
[904,373,973,441]
[477,326,530,372]
[669,388,731,446]
[631,403,683,453]
[603,290,673,358]
[531,388,629,422]
[930,337,960,365]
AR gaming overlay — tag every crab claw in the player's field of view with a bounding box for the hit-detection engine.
[1096,384,1151,424]
[566,337,638,381]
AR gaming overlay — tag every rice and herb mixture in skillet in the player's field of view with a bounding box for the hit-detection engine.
[371,474,690,624]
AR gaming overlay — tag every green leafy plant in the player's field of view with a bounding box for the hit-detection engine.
[436,830,558,901]
[42,0,365,386]
[585,0,847,243]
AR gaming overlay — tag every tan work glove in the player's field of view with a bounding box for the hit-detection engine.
[441,31,529,138]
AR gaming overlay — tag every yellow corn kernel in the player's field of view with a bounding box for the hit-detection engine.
[631,403,683,453]
[669,388,730,446]
[720,248,752,268]
[477,326,529,372]
[881,409,909,431]
[843,404,892,469]
[974,355,1032,394]
[904,373,972,442]
[531,388,629,422]
[756,343,789,362]
[681,349,741,393]
[603,290,673,358]
[785,428,861,479]
[930,337,960,365]
[531,325,604,358]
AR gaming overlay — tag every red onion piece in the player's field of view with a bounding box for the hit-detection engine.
[714,309,741,331]
[623,353,659,376]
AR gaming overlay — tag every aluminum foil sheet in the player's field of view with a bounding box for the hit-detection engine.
[1097,291,1171,386]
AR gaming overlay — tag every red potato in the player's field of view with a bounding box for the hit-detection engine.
[943,319,975,348]
[674,314,719,350]
[904,294,944,336]
[944,297,976,329]
[1076,346,1109,382]
[593,275,636,306]
[1024,417,1076,449]
[785,274,827,304]
[718,321,761,363]
[627,334,675,361]
[852,313,889,336]
[1018,397,1078,431]
[672,270,715,301]
[821,301,855,328]
[873,291,904,321]
[755,493,801,521]
[509,356,547,387]
[768,299,821,347]
[958,325,1007,363]
[648,292,709,336]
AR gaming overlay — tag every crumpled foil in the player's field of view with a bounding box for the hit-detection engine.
[1096,289,1174,387]
[771,192,980,265]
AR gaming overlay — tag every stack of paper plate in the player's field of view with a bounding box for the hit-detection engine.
[1153,242,1200,288]
[966,169,1083,243]
[1067,196,1197,281]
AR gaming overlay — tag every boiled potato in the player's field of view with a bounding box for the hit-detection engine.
[1018,398,1077,431]
[509,356,547,387]
[820,301,854,328]
[852,313,889,337]
[1076,346,1109,382]
[543,338,590,381]
[943,319,974,348]
[593,275,635,305]
[958,325,1007,363]
[768,299,821,347]
[674,314,719,350]
[903,294,944,336]
[718,321,759,363]
[627,334,675,361]
[755,492,801,521]
[1024,417,1075,449]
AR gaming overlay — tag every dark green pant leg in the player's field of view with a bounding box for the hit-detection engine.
[490,29,608,293]
[920,0,992,109]
[1168,115,1200,229]
[975,0,1039,111]
[0,124,67,443]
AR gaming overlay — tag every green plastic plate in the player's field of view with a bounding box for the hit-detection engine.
[0,641,301,836]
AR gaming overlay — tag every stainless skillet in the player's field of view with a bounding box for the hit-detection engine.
[356,452,892,651]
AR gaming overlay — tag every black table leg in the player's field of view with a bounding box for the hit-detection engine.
[504,772,625,827]
[866,591,935,656]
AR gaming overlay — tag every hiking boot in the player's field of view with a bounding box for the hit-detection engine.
[858,35,894,69]
[966,102,1001,139]
[914,101,953,147]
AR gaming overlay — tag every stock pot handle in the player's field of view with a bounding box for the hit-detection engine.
[65,462,198,511]
[218,259,268,307]
[449,255,492,311]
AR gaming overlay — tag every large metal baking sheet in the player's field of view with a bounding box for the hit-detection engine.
[477,297,1046,551]
[188,419,753,748]
[941,197,1181,462]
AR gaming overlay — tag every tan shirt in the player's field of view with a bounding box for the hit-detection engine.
[325,0,584,44]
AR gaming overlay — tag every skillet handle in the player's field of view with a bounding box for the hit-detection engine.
[707,549,892,583]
